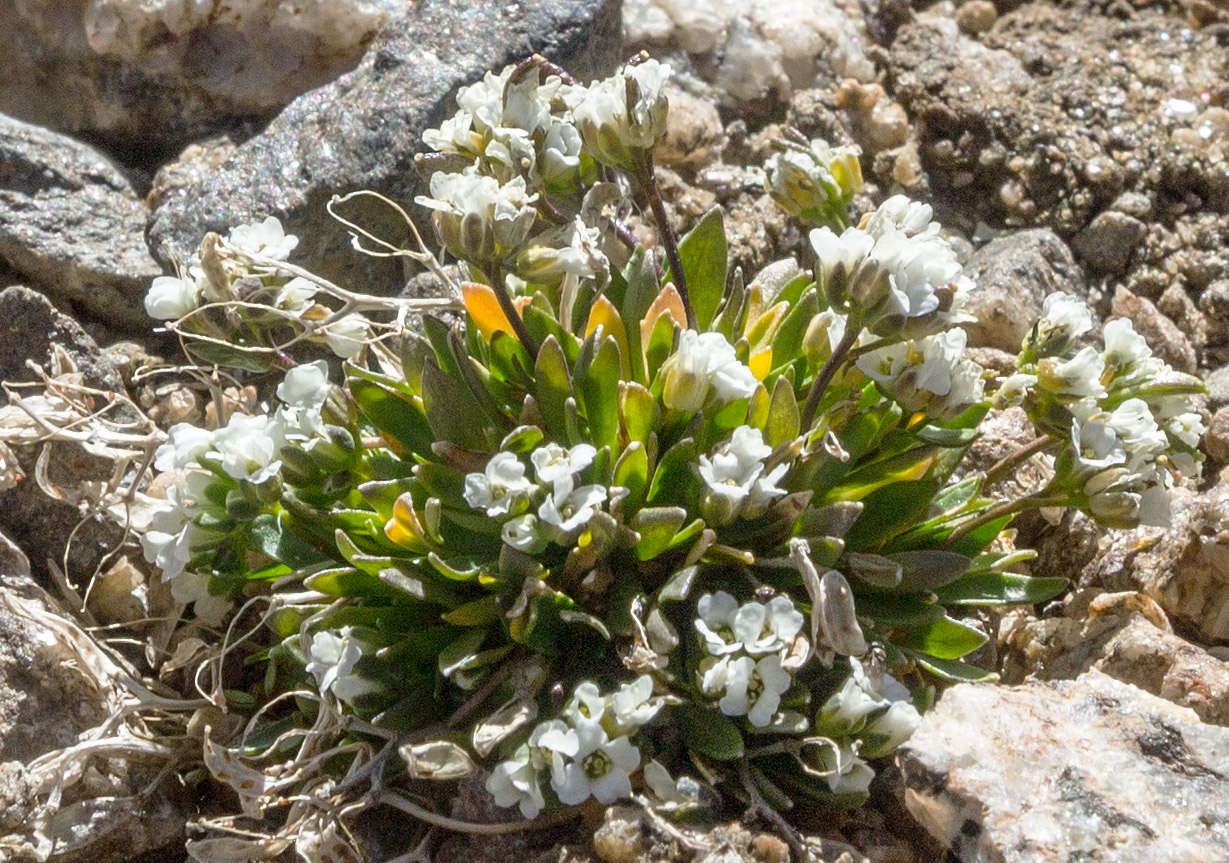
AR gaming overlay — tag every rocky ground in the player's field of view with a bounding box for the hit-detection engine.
[1,0,1228,861]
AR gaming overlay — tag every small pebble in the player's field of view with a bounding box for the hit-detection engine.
[956,0,997,35]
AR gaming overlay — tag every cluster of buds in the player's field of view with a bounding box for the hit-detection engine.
[765,136,863,229]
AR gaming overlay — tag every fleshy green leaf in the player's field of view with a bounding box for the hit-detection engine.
[631,507,687,560]
[678,704,744,760]
[896,616,988,660]
[670,207,727,331]
[576,335,622,451]
[904,649,999,683]
[933,572,1067,606]
[533,336,573,441]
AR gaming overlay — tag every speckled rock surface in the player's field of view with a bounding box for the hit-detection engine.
[900,670,1229,862]
[0,0,405,164]
[147,0,623,298]
[1086,481,1229,643]
[0,114,159,327]
[887,1,1229,323]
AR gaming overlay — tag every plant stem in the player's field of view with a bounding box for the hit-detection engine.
[800,316,860,432]
[943,491,1068,547]
[982,433,1055,488]
[639,153,698,330]
[486,262,539,361]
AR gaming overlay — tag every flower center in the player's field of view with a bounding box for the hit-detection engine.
[747,672,765,706]
[583,749,612,779]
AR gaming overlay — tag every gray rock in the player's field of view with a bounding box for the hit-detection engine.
[899,670,1229,863]
[0,0,406,164]
[1205,364,1229,410]
[1073,211,1147,274]
[0,114,160,328]
[0,288,127,591]
[962,229,1085,352]
[1206,406,1229,465]
[1000,589,1229,726]
[148,0,623,297]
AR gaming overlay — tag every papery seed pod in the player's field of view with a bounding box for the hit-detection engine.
[819,568,867,657]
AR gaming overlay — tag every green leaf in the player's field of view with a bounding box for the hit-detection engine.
[896,616,988,660]
[304,566,407,602]
[612,442,649,511]
[841,480,940,551]
[185,341,272,373]
[421,359,486,451]
[500,425,544,455]
[933,572,1067,607]
[678,703,744,760]
[621,248,658,385]
[769,288,818,372]
[646,438,697,507]
[644,311,677,383]
[576,335,622,450]
[915,425,980,447]
[631,507,687,560]
[657,564,699,602]
[670,207,727,331]
[378,566,465,608]
[766,376,800,447]
[350,379,434,456]
[853,592,945,627]
[620,383,658,446]
[903,649,999,683]
[437,627,489,677]
[888,549,973,592]
[533,336,573,441]
[442,595,502,626]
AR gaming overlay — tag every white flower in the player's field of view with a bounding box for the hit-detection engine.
[486,754,545,819]
[552,720,641,806]
[538,482,607,537]
[733,595,806,657]
[571,59,671,170]
[858,330,985,420]
[540,119,583,188]
[1155,396,1205,449]
[1037,346,1107,400]
[423,109,479,154]
[167,569,231,626]
[815,741,875,796]
[323,315,370,358]
[1105,398,1167,462]
[515,219,608,283]
[698,426,774,522]
[1070,416,1125,477]
[531,442,596,488]
[608,675,664,736]
[140,483,203,581]
[145,274,201,320]
[1032,292,1093,356]
[817,656,920,756]
[228,216,298,261]
[277,360,332,410]
[210,413,285,482]
[464,452,536,518]
[415,170,539,261]
[563,681,607,727]
[306,627,374,703]
[861,700,922,758]
[703,654,792,727]
[661,330,759,413]
[694,590,743,656]
[501,513,543,552]
[995,372,1038,407]
[1102,317,1163,386]
[154,423,215,472]
[765,140,862,220]
[810,196,972,338]
[275,277,318,318]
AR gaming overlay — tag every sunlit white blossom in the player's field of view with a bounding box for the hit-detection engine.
[701,654,792,727]
[531,442,596,489]
[464,452,536,518]
[552,720,641,806]
[228,216,298,261]
[415,170,539,262]
[538,481,607,536]
[209,413,285,483]
[1037,346,1107,401]
[608,675,665,736]
[323,315,370,358]
[145,274,202,320]
[571,59,671,170]
[154,423,214,472]
[1032,292,1093,357]
[486,754,545,819]
[501,513,544,552]
[661,330,758,413]
[277,360,332,410]
[306,627,374,703]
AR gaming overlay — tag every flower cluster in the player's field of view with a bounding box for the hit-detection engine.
[487,677,663,818]
[695,591,806,727]
[810,195,974,339]
[462,441,608,549]
[1006,292,1205,527]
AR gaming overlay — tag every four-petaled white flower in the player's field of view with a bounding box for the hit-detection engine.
[306,626,374,704]
[698,426,779,522]
[702,654,792,727]
[531,442,596,489]
[571,59,671,171]
[539,481,607,536]
[154,423,215,472]
[662,330,759,414]
[464,452,536,518]
[486,753,545,819]
[694,590,743,656]
[1038,346,1107,400]
[415,170,539,262]
[140,482,202,581]
[732,595,806,657]
[209,413,285,483]
[608,675,665,736]
[553,719,642,806]
[817,656,920,757]
[1070,416,1125,477]
[228,216,299,261]
[501,513,543,552]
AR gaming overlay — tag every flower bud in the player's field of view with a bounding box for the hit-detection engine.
[571,59,671,174]
[765,140,862,227]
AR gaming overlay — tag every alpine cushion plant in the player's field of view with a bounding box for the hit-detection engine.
[101,53,1207,852]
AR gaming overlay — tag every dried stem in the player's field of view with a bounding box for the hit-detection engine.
[982,433,1056,488]
[800,315,861,431]
[638,153,697,330]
